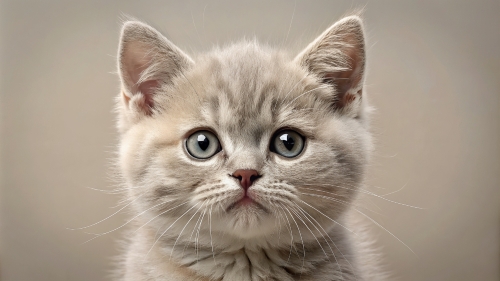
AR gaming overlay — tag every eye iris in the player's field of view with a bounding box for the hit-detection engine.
[280,134,295,151]
[186,130,221,159]
[272,130,304,158]
[197,134,210,151]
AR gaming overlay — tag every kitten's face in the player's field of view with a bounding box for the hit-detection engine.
[117,18,369,240]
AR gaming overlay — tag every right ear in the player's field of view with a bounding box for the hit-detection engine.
[117,21,193,119]
[294,16,366,115]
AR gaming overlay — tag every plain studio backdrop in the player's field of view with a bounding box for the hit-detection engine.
[0,0,499,280]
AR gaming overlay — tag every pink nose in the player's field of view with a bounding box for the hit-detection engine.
[232,169,261,190]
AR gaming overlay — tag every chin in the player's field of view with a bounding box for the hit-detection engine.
[223,203,277,239]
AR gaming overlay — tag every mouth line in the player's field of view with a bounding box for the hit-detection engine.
[226,196,268,213]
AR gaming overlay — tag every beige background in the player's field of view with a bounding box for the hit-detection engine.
[1,0,499,280]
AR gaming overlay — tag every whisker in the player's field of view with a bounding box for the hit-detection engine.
[277,204,294,263]
[300,183,423,209]
[182,204,206,259]
[84,186,127,195]
[170,201,207,258]
[381,181,409,197]
[280,203,306,270]
[69,193,145,231]
[298,199,359,237]
[195,207,208,262]
[300,192,384,216]
[81,199,173,244]
[147,202,200,257]
[275,208,283,247]
[293,203,348,280]
[208,205,216,265]
[292,205,333,255]
[289,206,329,260]
[283,0,296,46]
[134,201,189,234]
[354,208,417,257]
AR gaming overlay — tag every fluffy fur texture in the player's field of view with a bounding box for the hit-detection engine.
[114,15,385,281]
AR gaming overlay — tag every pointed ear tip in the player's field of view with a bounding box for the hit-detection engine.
[337,15,364,27]
[121,20,146,32]
[120,20,160,39]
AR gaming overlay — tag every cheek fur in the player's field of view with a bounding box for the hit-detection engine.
[266,132,366,218]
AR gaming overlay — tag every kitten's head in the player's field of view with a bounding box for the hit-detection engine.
[117,16,371,241]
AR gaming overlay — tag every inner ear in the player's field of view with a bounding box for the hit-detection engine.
[117,21,194,116]
[323,42,364,108]
[122,80,157,112]
[137,80,158,109]
[120,41,159,112]
[295,16,366,111]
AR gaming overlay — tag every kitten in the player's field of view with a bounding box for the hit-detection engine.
[115,15,384,281]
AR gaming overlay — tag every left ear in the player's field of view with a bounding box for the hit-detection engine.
[294,16,366,114]
[117,21,194,117]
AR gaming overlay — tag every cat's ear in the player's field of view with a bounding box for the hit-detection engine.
[295,16,365,113]
[117,21,193,116]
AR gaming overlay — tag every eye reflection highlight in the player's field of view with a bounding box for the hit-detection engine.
[271,130,304,158]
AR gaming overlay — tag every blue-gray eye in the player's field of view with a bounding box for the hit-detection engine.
[271,130,305,158]
[186,131,221,159]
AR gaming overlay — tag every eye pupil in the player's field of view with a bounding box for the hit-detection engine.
[197,134,210,151]
[272,130,304,158]
[280,134,295,151]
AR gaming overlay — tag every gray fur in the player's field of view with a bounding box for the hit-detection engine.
[115,15,385,281]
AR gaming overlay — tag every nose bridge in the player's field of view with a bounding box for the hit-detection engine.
[227,145,264,171]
